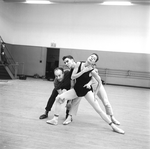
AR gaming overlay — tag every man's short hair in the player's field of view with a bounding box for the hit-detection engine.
[54,67,64,73]
[62,55,74,61]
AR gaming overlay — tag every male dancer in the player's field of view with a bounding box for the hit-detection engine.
[62,55,120,125]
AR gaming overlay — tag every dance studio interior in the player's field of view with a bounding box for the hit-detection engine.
[0,0,150,149]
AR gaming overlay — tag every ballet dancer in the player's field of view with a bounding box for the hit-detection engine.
[47,53,125,134]
[63,56,120,125]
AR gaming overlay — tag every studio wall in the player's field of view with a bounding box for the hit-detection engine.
[0,1,150,54]
[59,48,150,87]
[0,1,150,87]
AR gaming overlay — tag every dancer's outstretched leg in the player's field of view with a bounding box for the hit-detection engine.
[85,91,125,134]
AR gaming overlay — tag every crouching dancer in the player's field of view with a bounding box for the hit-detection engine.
[39,67,79,120]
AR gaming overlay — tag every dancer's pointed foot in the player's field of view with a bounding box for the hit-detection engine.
[111,116,120,125]
[46,118,58,125]
[63,115,73,125]
[109,122,125,134]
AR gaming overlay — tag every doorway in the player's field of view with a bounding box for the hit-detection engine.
[46,48,60,81]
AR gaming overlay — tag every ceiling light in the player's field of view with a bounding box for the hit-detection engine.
[101,1,133,6]
[25,0,53,4]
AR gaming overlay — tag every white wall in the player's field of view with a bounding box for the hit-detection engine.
[0,1,150,87]
[0,1,150,54]
[59,49,150,87]
[59,49,150,71]
[0,2,14,43]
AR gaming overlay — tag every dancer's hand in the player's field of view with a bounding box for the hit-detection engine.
[62,89,67,93]
[84,83,91,89]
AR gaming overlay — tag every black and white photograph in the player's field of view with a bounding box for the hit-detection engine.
[0,0,150,149]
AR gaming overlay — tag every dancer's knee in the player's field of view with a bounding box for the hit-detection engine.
[105,104,113,115]
[56,95,65,104]
[105,103,111,108]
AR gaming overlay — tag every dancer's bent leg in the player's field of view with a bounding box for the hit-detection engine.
[47,89,78,125]
[63,97,82,125]
[97,85,120,125]
[97,85,113,115]
[69,97,82,116]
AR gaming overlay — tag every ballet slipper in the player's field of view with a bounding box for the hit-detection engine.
[109,122,125,134]
[63,115,73,125]
[46,118,58,125]
[111,116,120,125]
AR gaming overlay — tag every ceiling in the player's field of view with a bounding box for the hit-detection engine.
[3,0,150,5]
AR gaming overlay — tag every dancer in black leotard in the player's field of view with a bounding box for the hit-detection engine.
[64,56,120,125]
[47,53,125,134]
[74,62,93,97]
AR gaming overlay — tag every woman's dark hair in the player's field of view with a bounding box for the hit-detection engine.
[92,53,99,62]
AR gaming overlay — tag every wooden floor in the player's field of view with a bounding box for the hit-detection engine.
[0,78,150,149]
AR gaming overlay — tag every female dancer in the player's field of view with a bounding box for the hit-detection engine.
[47,53,125,134]
[63,56,120,125]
